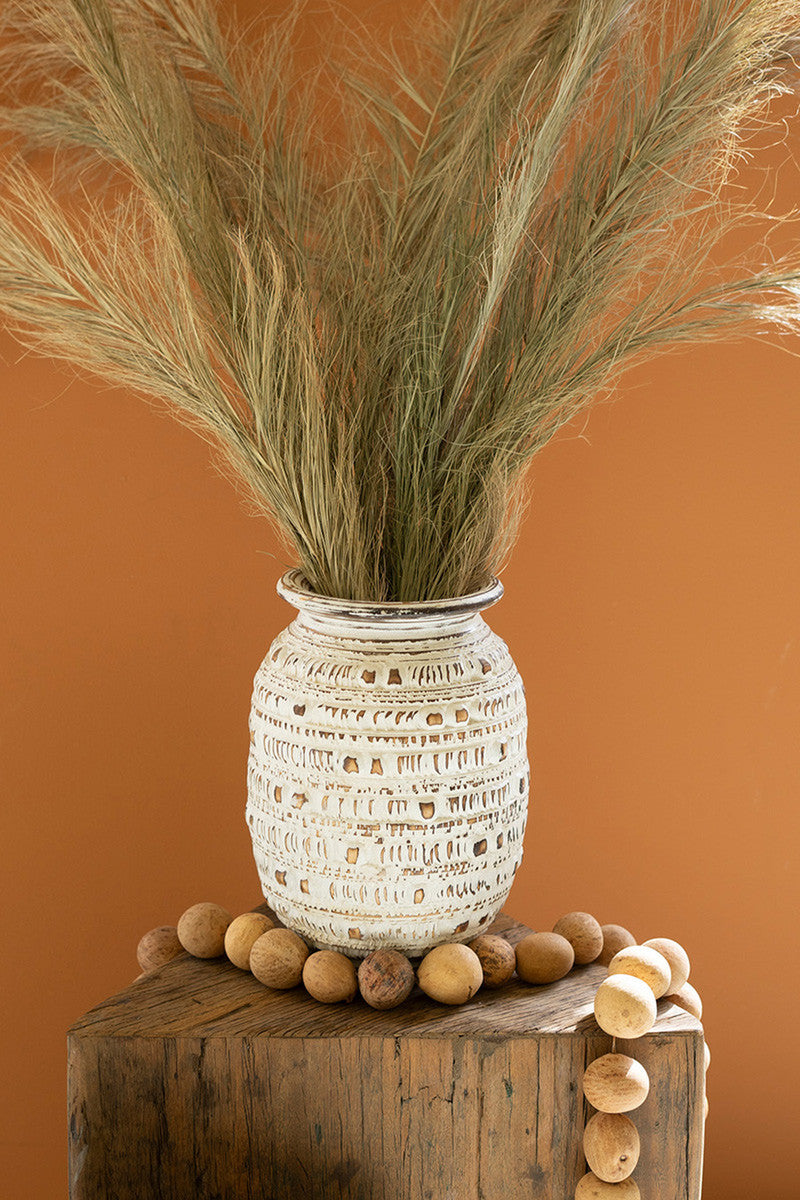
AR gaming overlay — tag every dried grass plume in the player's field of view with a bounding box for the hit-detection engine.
[2,0,800,599]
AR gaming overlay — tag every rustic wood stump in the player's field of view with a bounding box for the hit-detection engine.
[68,910,705,1200]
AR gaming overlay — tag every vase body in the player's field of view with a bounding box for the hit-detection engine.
[246,571,529,955]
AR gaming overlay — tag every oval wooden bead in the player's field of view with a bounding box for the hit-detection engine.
[583,1112,640,1182]
[177,902,233,959]
[665,980,702,1020]
[575,1172,640,1199]
[598,924,636,967]
[594,975,656,1038]
[302,950,358,1004]
[552,912,603,964]
[582,1054,650,1113]
[136,925,183,973]
[224,912,275,970]
[358,949,415,1010]
[516,932,574,983]
[250,927,310,989]
[468,935,516,988]
[642,937,690,992]
[417,943,483,1005]
[607,945,672,999]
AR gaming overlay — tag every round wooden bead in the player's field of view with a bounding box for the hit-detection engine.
[582,1054,650,1113]
[583,1112,640,1182]
[302,950,358,1004]
[417,943,483,1005]
[665,981,702,1020]
[224,912,275,970]
[594,975,656,1038]
[642,937,690,992]
[177,902,233,959]
[250,927,310,989]
[552,912,603,964]
[136,925,183,973]
[575,1172,640,1199]
[468,935,516,989]
[704,1042,711,1071]
[516,932,575,984]
[358,949,415,1010]
[607,945,672,999]
[597,924,636,967]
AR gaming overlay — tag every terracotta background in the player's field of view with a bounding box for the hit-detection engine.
[2,3,799,1197]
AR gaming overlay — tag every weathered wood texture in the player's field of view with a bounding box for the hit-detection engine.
[68,909,705,1200]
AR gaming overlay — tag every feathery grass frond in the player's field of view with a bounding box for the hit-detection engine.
[2,0,800,599]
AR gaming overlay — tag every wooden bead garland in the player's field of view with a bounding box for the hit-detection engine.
[250,927,310,988]
[665,980,703,1020]
[515,931,575,983]
[176,902,232,958]
[582,1054,650,1114]
[468,934,517,988]
[552,911,604,964]
[580,928,703,1199]
[594,975,657,1039]
[417,943,483,1005]
[136,902,707,1196]
[357,948,416,1010]
[576,1174,640,1198]
[606,945,671,999]
[302,950,358,1004]
[137,925,183,973]
[642,937,690,993]
[224,912,275,970]
[597,924,636,967]
[583,1112,640,1182]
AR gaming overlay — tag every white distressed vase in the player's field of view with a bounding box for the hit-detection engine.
[246,570,529,955]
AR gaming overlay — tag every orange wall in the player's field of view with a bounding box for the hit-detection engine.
[2,4,799,1197]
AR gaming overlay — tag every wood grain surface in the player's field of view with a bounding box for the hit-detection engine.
[68,909,705,1199]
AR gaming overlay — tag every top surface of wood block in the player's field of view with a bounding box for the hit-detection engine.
[70,909,700,1042]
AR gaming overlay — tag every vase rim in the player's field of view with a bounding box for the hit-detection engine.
[277,568,503,622]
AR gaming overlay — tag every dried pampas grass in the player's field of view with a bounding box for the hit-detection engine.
[2,0,800,599]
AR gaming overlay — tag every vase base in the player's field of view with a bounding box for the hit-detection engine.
[260,885,518,957]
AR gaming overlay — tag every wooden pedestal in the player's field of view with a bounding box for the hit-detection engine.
[68,910,705,1199]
